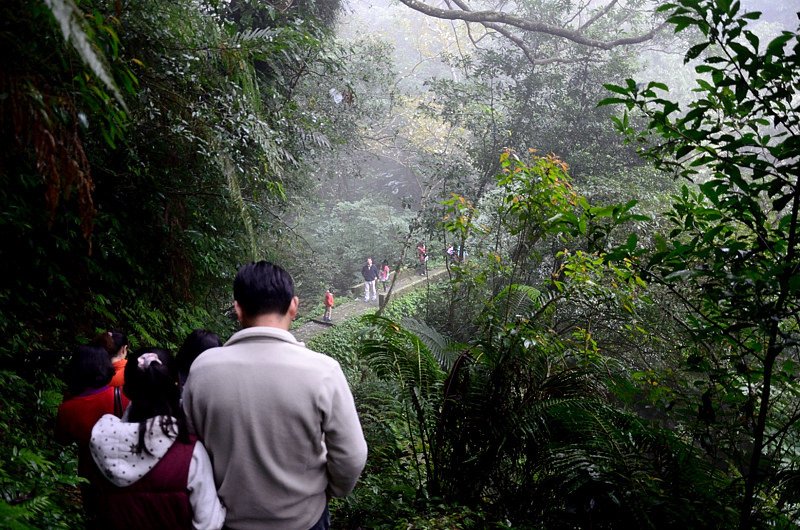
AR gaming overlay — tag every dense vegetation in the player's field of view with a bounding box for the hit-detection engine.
[1,0,798,528]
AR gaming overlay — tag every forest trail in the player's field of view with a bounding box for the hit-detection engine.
[292,266,449,343]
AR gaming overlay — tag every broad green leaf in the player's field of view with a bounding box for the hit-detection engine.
[766,32,793,57]
[685,42,709,62]
[603,83,630,95]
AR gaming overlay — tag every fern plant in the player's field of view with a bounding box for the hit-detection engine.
[358,283,736,527]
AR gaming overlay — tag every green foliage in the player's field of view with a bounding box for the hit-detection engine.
[340,143,748,526]
[310,287,460,527]
[331,377,432,529]
[307,318,367,381]
[7,0,799,527]
[354,278,734,527]
[0,371,83,529]
[423,6,649,193]
[435,149,649,344]
[456,151,580,295]
[602,0,800,526]
[43,0,129,110]
[381,287,433,322]
[0,0,354,525]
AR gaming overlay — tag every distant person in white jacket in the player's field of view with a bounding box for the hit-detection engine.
[90,347,225,530]
[183,261,368,530]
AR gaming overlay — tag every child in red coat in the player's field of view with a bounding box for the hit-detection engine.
[323,288,334,322]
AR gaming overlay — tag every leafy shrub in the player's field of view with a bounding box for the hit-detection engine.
[0,371,83,529]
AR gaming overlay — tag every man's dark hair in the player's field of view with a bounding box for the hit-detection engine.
[233,261,294,316]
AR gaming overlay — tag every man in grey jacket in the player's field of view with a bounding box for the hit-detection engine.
[183,261,368,530]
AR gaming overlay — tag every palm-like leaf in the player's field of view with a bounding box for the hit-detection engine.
[358,286,733,526]
[360,314,445,396]
[479,283,562,339]
[44,0,126,110]
[400,317,464,373]
[231,27,279,45]
[530,404,733,527]
[494,283,543,315]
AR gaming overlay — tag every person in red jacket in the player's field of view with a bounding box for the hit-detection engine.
[323,288,334,322]
[55,345,130,521]
[416,241,428,275]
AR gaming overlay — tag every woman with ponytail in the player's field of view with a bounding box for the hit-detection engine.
[89,348,225,530]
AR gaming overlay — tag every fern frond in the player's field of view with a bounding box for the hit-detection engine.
[401,317,464,372]
[298,130,332,149]
[495,283,542,315]
[360,315,446,395]
[44,0,127,110]
[221,157,258,260]
[232,28,278,45]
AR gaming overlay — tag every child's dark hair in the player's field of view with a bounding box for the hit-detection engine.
[66,345,115,395]
[176,329,222,384]
[123,348,189,454]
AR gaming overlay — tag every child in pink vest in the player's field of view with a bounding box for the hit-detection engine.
[89,348,225,529]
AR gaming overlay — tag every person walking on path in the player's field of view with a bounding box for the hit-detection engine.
[323,288,335,322]
[416,241,428,275]
[182,261,367,530]
[361,257,379,302]
[175,329,222,392]
[89,348,225,530]
[379,260,390,292]
[56,345,130,523]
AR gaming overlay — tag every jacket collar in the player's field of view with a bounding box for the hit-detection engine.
[225,326,304,347]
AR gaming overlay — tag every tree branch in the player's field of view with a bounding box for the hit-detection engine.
[579,0,619,31]
[448,0,609,66]
[397,0,665,51]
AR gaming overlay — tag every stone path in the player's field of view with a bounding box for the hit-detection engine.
[291,266,448,343]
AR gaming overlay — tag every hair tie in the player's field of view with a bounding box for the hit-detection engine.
[138,352,162,370]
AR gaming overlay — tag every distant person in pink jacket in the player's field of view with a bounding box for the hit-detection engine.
[379,260,390,292]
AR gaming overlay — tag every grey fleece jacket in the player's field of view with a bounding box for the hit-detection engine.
[182,326,367,530]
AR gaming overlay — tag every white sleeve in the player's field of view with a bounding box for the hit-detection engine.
[187,441,226,530]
